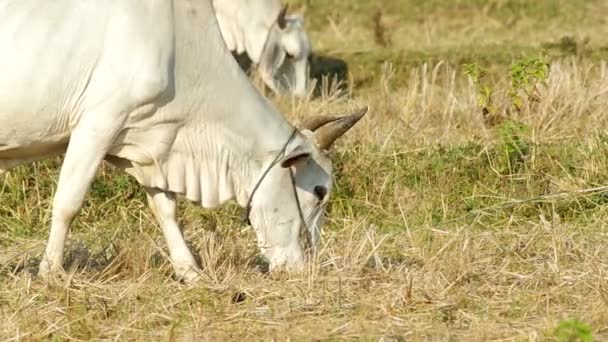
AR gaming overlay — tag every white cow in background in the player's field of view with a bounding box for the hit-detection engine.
[213,0,312,97]
[0,0,366,282]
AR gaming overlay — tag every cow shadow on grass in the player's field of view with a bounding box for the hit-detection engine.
[2,240,166,279]
[309,54,349,97]
[3,237,272,281]
[0,231,269,280]
[1,241,103,277]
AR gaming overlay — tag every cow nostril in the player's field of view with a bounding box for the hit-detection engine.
[314,185,327,201]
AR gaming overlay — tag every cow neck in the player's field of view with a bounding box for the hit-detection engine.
[164,0,298,206]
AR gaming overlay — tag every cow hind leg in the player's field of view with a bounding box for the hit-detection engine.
[38,108,127,277]
[145,187,201,283]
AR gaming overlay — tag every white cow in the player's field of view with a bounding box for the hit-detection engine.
[213,0,311,97]
[0,0,366,282]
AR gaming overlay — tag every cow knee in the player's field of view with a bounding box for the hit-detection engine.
[155,200,176,220]
[132,73,169,104]
[148,190,176,220]
[52,195,81,224]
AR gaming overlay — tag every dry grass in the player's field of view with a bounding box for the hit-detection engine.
[3,0,608,341]
[283,59,608,147]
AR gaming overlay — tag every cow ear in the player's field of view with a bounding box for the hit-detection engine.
[280,146,311,168]
[277,5,288,30]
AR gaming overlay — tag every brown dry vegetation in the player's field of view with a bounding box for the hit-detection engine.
[3,0,608,341]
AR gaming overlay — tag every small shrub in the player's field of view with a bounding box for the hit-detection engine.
[463,62,495,117]
[498,119,530,172]
[508,56,550,111]
[553,319,593,342]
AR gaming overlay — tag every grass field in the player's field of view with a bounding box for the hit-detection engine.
[3,0,608,340]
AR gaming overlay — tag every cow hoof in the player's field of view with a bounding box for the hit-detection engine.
[37,264,67,283]
[175,267,202,284]
[38,258,59,275]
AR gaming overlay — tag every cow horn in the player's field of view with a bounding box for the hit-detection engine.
[313,106,368,150]
[301,115,342,132]
[277,5,288,29]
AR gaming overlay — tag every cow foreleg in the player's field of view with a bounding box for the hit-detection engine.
[39,111,126,277]
[145,187,201,283]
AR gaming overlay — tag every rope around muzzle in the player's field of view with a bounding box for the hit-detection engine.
[242,129,313,253]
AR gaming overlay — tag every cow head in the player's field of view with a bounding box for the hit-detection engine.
[246,107,368,271]
[258,5,311,98]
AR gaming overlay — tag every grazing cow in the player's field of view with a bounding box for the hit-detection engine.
[0,0,366,282]
[213,0,312,97]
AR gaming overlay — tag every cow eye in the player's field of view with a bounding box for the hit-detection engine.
[313,185,327,201]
